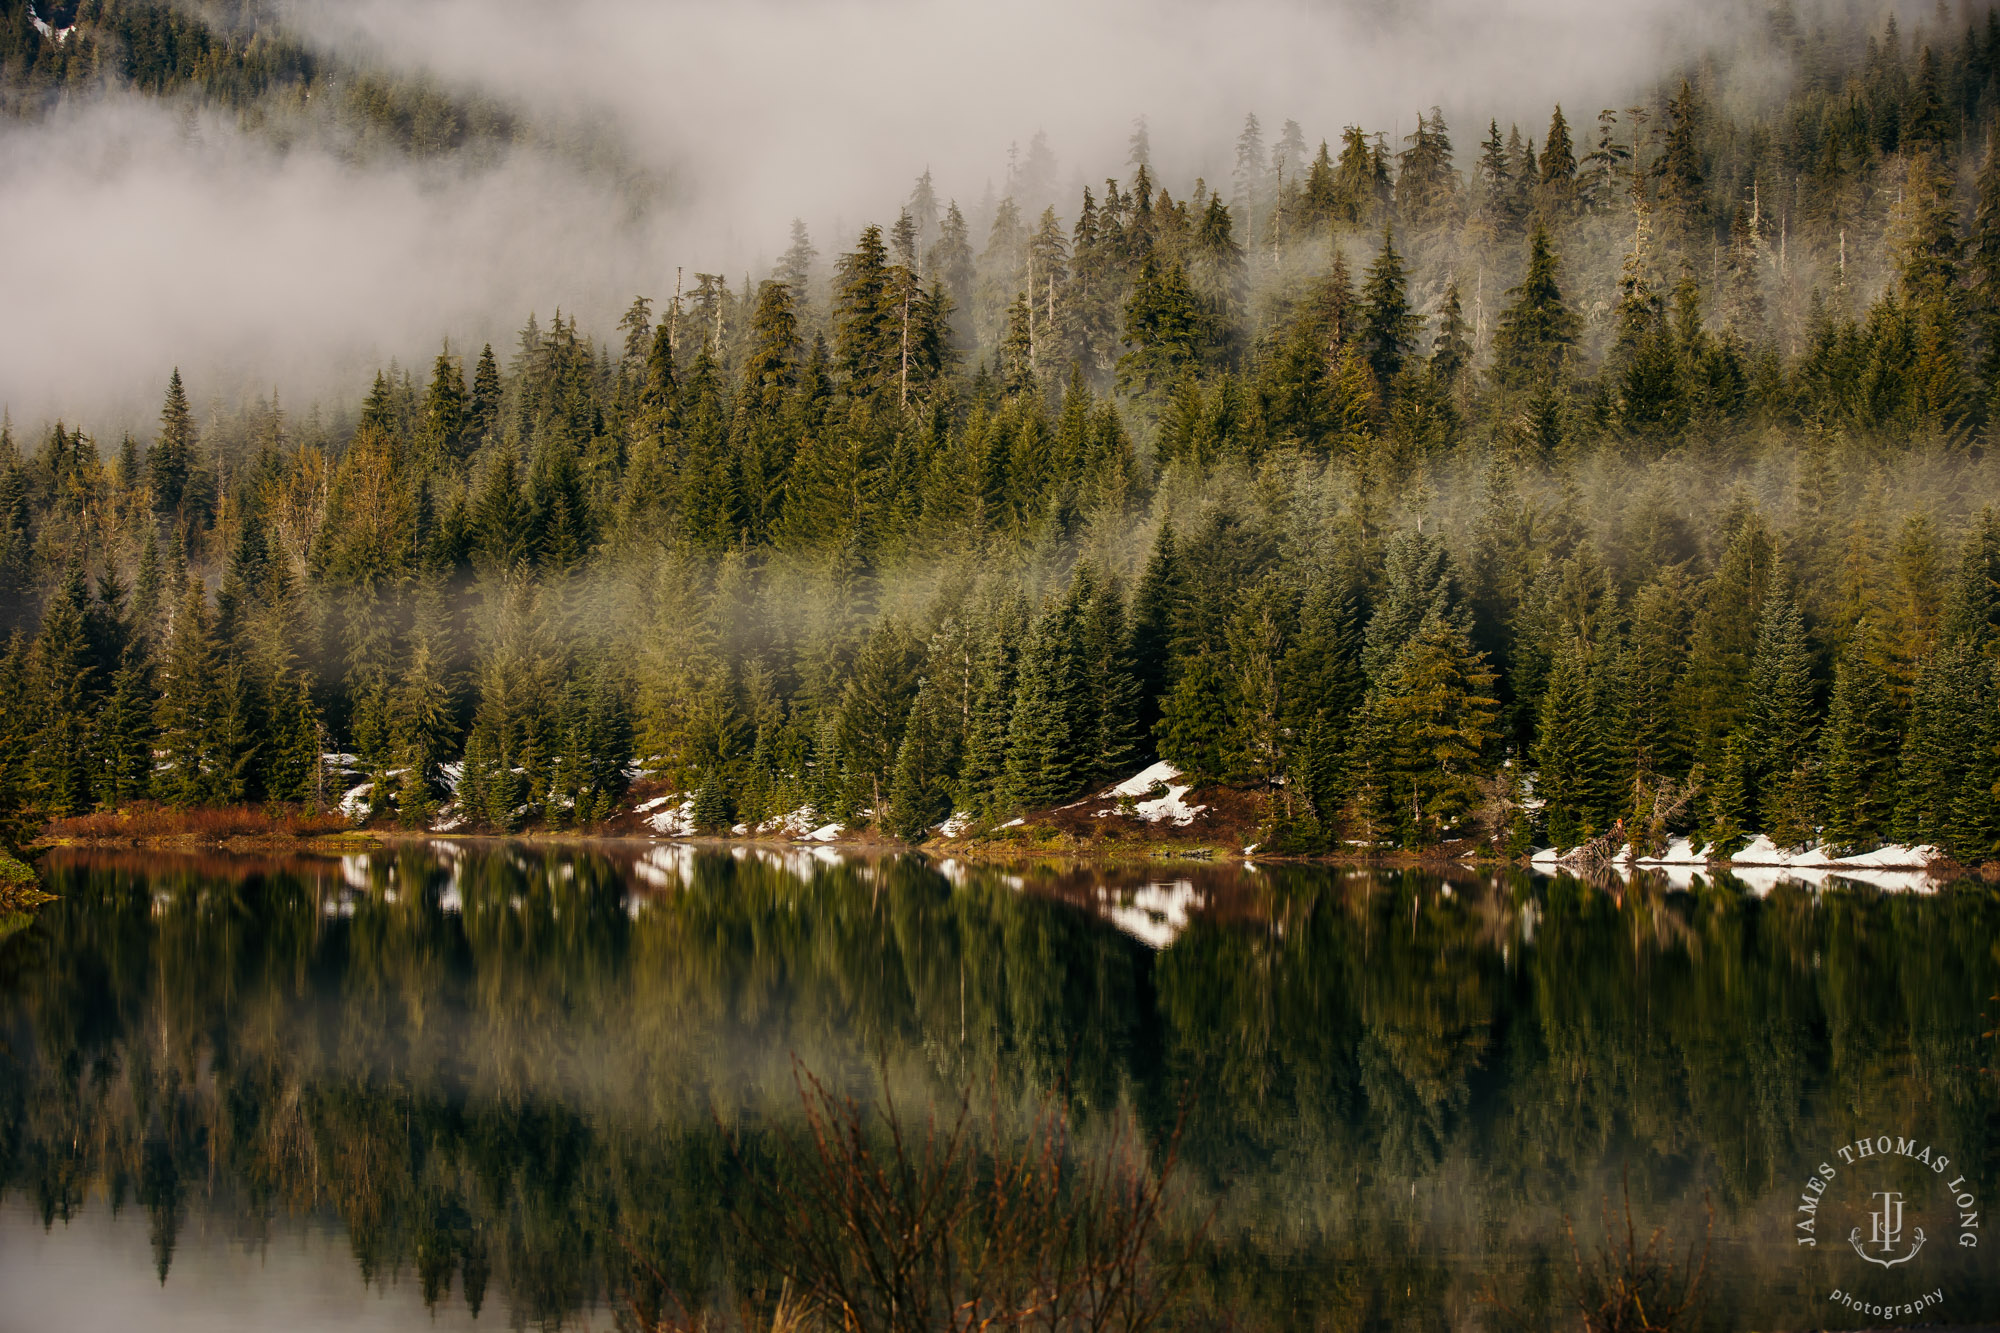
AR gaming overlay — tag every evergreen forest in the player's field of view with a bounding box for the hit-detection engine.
[9,2,2000,860]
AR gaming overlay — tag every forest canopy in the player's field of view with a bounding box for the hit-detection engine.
[5,3,2000,860]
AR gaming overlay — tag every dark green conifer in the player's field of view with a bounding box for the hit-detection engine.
[155,585,219,807]
[887,680,958,840]
[1358,227,1418,388]
[417,348,467,468]
[31,566,96,816]
[1896,640,1988,846]
[1491,224,1579,392]
[1741,588,1817,830]
[1534,634,1609,848]
[1377,612,1501,846]
[1004,589,1087,808]
[838,618,921,817]
[468,344,502,449]
[1157,650,1236,785]
[1820,622,1900,852]
[149,369,197,514]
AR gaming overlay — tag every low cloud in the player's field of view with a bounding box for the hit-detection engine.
[0,0,1910,432]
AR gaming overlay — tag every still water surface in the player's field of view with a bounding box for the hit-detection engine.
[1,843,1995,1330]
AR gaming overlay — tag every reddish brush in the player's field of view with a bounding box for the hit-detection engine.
[42,802,353,842]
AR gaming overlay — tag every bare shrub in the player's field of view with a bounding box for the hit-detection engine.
[633,1064,1201,1332]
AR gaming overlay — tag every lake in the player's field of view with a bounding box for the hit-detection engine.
[2,843,1995,1330]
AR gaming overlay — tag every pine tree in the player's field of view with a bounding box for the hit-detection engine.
[1491,224,1579,392]
[1363,530,1464,685]
[1004,589,1088,808]
[31,567,96,816]
[1157,650,1236,784]
[838,618,921,817]
[1377,612,1501,846]
[96,643,158,808]
[0,633,40,850]
[395,580,458,824]
[1117,257,1209,398]
[416,348,467,469]
[1430,279,1473,387]
[1359,227,1419,388]
[836,225,898,398]
[150,368,197,514]
[1129,521,1183,748]
[1538,104,1577,212]
[1741,588,1817,833]
[1820,622,1899,853]
[155,585,219,807]
[1476,119,1515,235]
[1330,125,1386,227]
[263,670,321,806]
[777,218,818,305]
[1076,569,1139,788]
[1948,668,2000,862]
[1534,634,1609,848]
[1612,569,1692,797]
[1394,109,1458,234]
[1704,730,1752,852]
[1654,80,1709,248]
[1896,640,1988,846]
[887,679,959,840]
[957,595,1026,813]
[1281,571,1365,827]
[467,344,502,450]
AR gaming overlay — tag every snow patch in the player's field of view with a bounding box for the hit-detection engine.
[1634,837,1707,866]
[640,794,696,837]
[1085,762,1207,828]
[1132,782,1204,827]
[758,806,822,838]
[338,782,373,820]
[937,810,974,839]
[1103,761,1181,798]
[805,822,845,842]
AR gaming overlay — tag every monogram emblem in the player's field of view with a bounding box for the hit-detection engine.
[1848,1189,1926,1267]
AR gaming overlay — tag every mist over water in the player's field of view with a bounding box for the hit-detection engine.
[0,0,1904,431]
[2,845,1995,1329]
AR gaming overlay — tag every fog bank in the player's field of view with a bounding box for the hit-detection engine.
[0,0,1918,433]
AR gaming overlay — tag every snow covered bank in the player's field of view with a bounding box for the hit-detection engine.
[1530,835,1947,891]
[1094,761,1206,827]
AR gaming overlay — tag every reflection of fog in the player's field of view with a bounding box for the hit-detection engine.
[0,1204,488,1333]
[4,845,1997,1330]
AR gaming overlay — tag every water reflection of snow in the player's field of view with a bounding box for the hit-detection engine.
[1097,880,1202,950]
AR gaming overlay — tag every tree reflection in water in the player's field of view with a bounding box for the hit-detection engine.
[0,844,1994,1330]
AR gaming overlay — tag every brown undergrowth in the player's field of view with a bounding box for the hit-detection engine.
[39,802,357,846]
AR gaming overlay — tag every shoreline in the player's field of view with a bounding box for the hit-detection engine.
[24,826,1969,880]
